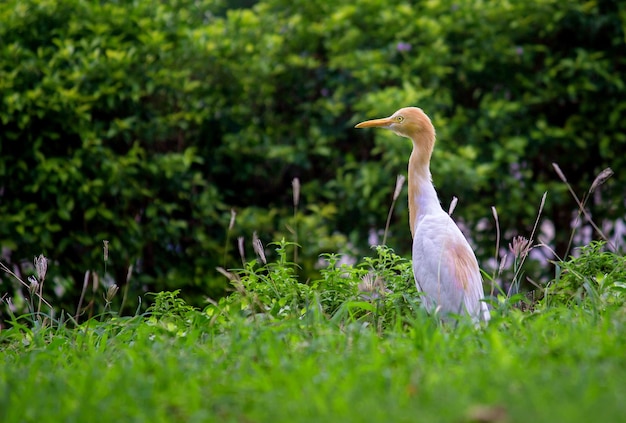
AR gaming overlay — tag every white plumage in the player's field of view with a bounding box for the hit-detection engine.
[356,107,490,323]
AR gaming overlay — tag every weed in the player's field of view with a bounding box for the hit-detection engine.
[383,174,406,246]
[552,163,615,255]
[543,241,626,310]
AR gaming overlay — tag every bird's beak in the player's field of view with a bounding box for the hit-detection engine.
[354,116,394,129]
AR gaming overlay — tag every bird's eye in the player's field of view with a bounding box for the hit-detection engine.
[396,116,404,122]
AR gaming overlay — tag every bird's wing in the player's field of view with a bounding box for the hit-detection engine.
[412,212,488,320]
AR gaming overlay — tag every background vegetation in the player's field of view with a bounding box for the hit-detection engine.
[1,0,625,316]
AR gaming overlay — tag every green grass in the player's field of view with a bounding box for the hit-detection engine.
[2,242,626,423]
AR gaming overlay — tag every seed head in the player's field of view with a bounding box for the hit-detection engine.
[252,232,267,264]
[358,273,388,300]
[34,254,47,283]
[216,266,236,282]
[589,167,613,194]
[358,273,376,293]
[28,275,39,295]
[552,163,567,183]
[292,177,301,208]
[448,196,458,216]
[509,236,532,260]
[491,206,499,223]
[229,209,237,231]
[103,240,109,262]
[497,254,508,276]
[237,236,246,263]
[393,175,406,201]
[105,284,119,302]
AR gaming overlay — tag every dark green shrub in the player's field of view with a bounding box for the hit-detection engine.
[0,0,229,313]
[1,0,624,320]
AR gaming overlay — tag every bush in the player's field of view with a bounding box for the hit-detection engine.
[207,242,421,331]
[0,0,231,312]
[1,0,624,318]
[545,241,626,309]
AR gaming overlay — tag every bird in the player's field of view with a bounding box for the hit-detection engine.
[355,107,490,323]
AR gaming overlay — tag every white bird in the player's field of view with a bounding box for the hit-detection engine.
[355,107,490,323]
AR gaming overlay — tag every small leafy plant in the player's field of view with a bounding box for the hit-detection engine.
[207,240,422,331]
[544,241,626,310]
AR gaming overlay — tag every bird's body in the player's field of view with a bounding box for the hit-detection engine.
[355,107,490,323]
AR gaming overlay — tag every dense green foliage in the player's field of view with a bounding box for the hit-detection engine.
[1,0,625,310]
[546,241,626,307]
[212,242,420,328]
[1,247,626,423]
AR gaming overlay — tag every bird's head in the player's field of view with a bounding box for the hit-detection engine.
[354,107,435,140]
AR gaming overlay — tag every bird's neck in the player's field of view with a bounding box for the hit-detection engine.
[407,133,439,238]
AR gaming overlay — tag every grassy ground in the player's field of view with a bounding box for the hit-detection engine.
[1,242,625,423]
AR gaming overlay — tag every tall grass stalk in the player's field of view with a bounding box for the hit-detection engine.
[507,192,546,296]
[552,163,615,254]
[103,284,119,314]
[223,209,237,267]
[103,240,109,276]
[490,206,503,298]
[118,265,133,316]
[382,175,406,246]
[34,254,47,315]
[292,177,300,264]
[235,236,245,266]
[74,270,90,323]
[0,259,53,313]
